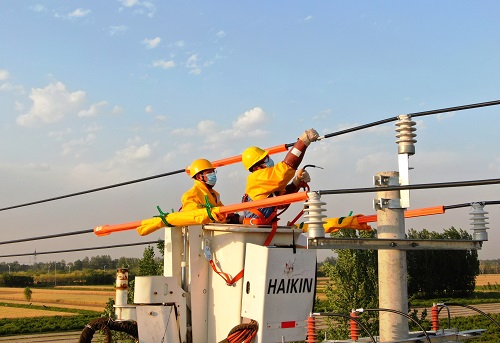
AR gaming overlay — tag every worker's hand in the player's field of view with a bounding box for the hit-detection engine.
[299,128,319,146]
[293,169,311,186]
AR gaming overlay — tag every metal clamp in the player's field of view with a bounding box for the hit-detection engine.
[373,198,401,210]
[203,239,212,261]
[374,175,391,186]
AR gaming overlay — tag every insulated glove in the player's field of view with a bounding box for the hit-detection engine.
[299,128,319,146]
[293,169,311,186]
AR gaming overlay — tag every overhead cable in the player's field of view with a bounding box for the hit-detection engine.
[0,240,162,259]
[0,229,94,246]
[1,99,499,213]
[319,177,500,195]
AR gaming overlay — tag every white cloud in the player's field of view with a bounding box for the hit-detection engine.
[112,105,123,115]
[17,81,86,126]
[61,133,96,156]
[155,115,167,121]
[436,112,455,121]
[0,82,24,93]
[186,54,201,75]
[68,8,91,18]
[118,0,156,17]
[153,59,176,69]
[216,31,226,39]
[143,37,161,49]
[173,40,185,48]
[232,107,268,131]
[27,162,50,171]
[109,25,128,36]
[115,143,152,162]
[29,4,47,12]
[83,123,102,133]
[78,101,108,117]
[145,105,153,113]
[0,69,9,80]
[355,151,393,174]
[48,128,73,141]
[197,120,218,134]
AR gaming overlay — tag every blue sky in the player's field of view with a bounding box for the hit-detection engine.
[1,1,499,264]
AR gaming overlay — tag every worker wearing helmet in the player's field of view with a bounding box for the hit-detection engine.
[182,158,240,224]
[242,128,319,225]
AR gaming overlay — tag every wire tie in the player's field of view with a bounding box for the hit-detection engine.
[155,206,173,227]
[203,195,216,222]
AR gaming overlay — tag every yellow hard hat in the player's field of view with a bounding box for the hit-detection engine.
[242,146,268,170]
[189,158,214,177]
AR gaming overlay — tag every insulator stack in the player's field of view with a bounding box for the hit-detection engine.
[431,304,439,331]
[350,311,359,341]
[395,114,417,155]
[306,313,318,343]
[303,192,327,238]
[469,202,489,241]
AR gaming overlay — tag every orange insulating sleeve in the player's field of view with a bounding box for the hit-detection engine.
[357,206,446,223]
[431,304,439,331]
[219,191,309,214]
[306,315,318,343]
[185,144,288,175]
[350,311,360,341]
[93,221,142,237]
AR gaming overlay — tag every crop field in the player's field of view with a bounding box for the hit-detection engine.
[0,286,114,315]
[0,307,76,319]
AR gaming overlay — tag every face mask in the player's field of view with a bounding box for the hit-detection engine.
[264,157,274,168]
[205,172,217,186]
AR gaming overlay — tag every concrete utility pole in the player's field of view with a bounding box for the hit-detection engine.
[375,171,409,341]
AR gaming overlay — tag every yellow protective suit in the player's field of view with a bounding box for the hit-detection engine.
[181,179,224,211]
[299,215,372,233]
[136,207,226,236]
[245,162,296,200]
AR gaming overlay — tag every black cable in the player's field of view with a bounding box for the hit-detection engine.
[1,100,499,213]
[360,308,432,343]
[409,99,500,118]
[312,312,376,343]
[0,240,162,258]
[443,302,500,330]
[319,177,500,195]
[437,305,451,329]
[1,179,499,248]
[314,99,500,141]
[444,200,500,210]
[0,229,94,246]
[0,168,185,212]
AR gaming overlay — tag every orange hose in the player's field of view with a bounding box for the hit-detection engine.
[93,191,309,236]
[219,191,309,214]
[358,205,445,223]
[185,144,288,175]
[93,221,142,237]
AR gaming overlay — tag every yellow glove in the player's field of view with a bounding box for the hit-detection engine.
[299,215,372,233]
[137,217,166,236]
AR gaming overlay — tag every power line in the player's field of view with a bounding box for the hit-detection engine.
[0,240,162,259]
[319,177,500,195]
[1,99,499,213]
[0,177,499,247]
[0,229,94,246]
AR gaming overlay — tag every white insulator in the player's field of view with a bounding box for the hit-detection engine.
[303,191,327,238]
[469,202,489,241]
[396,114,417,155]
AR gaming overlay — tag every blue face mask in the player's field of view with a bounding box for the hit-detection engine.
[205,171,217,186]
[264,157,274,168]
